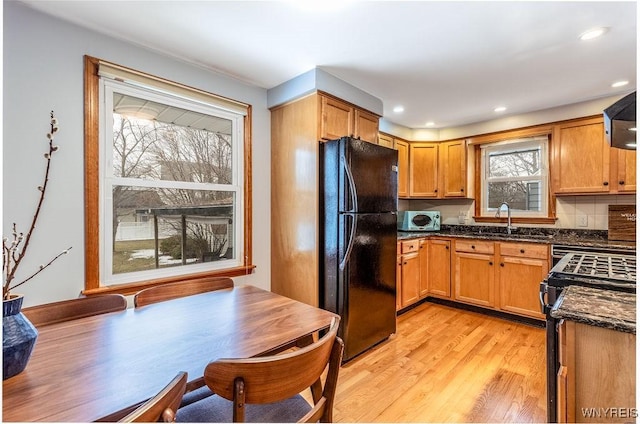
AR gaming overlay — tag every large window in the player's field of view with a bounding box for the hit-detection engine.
[84,57,252,293]
[480,136,549,218]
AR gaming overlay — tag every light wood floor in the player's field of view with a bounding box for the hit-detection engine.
[332,301,547,423]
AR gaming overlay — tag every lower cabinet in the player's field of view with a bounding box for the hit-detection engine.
[557,320,636,423]
[454,240,495,308]
[426,239,451,299]
[397,236,547,321]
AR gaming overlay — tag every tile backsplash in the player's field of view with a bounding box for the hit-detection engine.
[400,195,637,230]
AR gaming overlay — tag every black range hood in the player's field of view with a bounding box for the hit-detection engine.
[603,91,636,150]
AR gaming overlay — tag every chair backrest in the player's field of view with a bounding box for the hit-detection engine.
[134,277,234,308]
[22,294,127,327]
[204,317,343,422]
[119,372,188,423]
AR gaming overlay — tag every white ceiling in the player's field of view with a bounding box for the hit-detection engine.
[19,1,637,130]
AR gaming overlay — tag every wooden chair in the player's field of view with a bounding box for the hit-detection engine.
[176,318,344,423]
[22,294,127,327]
[134,277,234,308]
[119,372,188,423]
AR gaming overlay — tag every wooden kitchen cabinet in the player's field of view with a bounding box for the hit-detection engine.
[418,239,429,297]
[427,238,451,299]
[440,139,467,197]
[398,240,420,308]
[557,320,636,423]
[454,240,495,308]
[378,133,394,149]
[320,94,379,144]
[396,139,410,198]
[270,92,380,306]
[553,116,636,195]
[497,242,548,320]
[409,142,439,197]
[613,147,637,193]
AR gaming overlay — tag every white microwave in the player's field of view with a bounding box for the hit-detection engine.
[398,211,441,232]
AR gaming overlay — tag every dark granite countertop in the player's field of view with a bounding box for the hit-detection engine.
[397,225,636,251]
[550,285,636,334]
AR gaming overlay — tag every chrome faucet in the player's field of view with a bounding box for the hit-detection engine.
[495,202,514,234]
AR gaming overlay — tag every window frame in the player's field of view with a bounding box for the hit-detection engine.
[480,137,549,218]
[84,56,254,295]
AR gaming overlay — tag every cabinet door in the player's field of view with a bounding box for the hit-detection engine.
[418,239,429,298]
[428,239,451,298]
[454,252,495,307]
[400,252,420,308]
[378,133,394,149]
[396,254,403,311]
[396,140,410,198]
[354,109,379,144]
[441,139,467,197]
[614,148,636,193]
[498,256,548,319]
[320,96,353,141]
[553,118,611,194]
[410,143,439,197]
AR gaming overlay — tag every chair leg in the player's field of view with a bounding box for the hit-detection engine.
[233,378,246,422]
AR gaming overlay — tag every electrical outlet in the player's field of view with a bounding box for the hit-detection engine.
[577,215,588,227]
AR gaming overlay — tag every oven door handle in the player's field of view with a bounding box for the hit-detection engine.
[539,282,549,315]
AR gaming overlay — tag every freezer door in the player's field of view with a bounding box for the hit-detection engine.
[338,212,397,361]
[341,138,398,213]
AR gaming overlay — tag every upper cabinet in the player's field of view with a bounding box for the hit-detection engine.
[320,94,380,144]
[396,139,410,198]
[407,139,468,199]
[440,140,467,198]
[378,133,394,149]
[552,116,636,195]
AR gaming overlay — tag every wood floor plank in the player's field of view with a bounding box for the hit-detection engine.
[332,301,546,423]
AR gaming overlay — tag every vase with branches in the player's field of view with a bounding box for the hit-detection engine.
[2,111,72,300]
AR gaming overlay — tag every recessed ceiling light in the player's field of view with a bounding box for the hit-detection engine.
[579,27,608,41]
[425,121,435,127]
[393,106,404,113]
[494,106,507,113]
[612,80,629,88]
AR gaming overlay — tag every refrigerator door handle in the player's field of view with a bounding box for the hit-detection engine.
[339,214,357,271]
[342,155,358,213]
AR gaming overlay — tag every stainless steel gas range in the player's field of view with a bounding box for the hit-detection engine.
[540,245,636,422]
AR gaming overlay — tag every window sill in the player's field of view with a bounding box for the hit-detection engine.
[473,216,558,225]
[82,265,256,297]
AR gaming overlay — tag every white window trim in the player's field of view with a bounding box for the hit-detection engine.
[480,136,549,218]
[99,78,245,286]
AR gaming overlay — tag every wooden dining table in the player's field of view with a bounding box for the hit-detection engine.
[2,284,338,422]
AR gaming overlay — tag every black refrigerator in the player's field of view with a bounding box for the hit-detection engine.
[320,137,398,362]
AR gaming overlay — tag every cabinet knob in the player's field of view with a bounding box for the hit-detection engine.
[461,188,464,192]
[403,261,407,265]
[471,245,476,249]
[489,261,493,266]
[520,249,525,253]
[500,263,505,267]
[434,189,438,193]
[619,180,625,185]
[445,246,449,250]
[603,181,609,186]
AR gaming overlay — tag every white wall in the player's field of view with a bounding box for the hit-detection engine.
[3,2,271,307]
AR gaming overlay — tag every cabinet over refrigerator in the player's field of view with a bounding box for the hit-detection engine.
[320,137,398,361]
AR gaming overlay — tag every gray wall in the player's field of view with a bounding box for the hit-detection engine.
[3,2,271,307]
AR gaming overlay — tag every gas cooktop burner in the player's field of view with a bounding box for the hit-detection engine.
[556,253,636,282]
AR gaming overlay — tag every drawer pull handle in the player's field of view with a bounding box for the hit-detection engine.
[471,245,476,249]
[520,249,525,253]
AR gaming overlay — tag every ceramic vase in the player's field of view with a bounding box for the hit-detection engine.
[3,295,38,380]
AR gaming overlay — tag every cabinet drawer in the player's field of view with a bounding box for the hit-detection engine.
[455,239,494,254]
[401,240,420,254]
[499,242,549,260]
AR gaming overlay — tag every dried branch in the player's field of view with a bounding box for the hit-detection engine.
[2,111,71,300]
